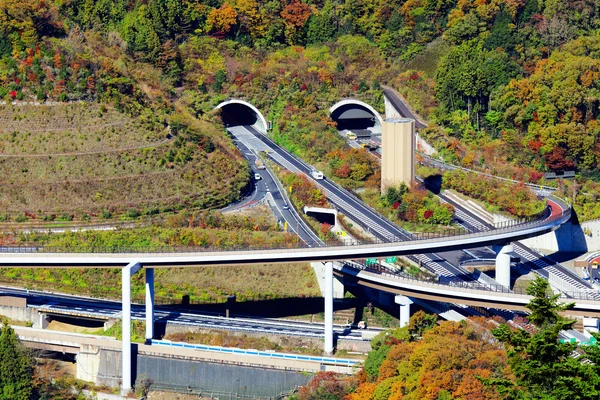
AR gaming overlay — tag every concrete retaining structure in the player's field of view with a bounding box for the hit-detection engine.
[521,218,600,253]
[0,304,47,328]
[136,354,311,398]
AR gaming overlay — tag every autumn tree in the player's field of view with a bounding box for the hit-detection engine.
[207,3,238,36]
[492,277,600,399]
[280,0,311,45]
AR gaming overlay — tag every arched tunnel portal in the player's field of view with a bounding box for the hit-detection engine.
[215,99,268,134]
[330,99,383,135]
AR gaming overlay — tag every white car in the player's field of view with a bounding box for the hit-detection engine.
[254,173,262,180]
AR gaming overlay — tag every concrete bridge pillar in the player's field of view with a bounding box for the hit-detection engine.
[37,312,50,329]
[395,295,413,328]
[324,261,334,355]
[311,262,344,299]
[145,267,155,343]
[76,344,100,383]
[493,244,513,288]
[584,318,600,334]
[121,261,141,396]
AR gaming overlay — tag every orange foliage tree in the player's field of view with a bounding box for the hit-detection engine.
[350,316,513,400]
[207,2,238,35]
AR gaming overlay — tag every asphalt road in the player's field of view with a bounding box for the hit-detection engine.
[0,286,378,341]
[237,125,479,283]
[228,130,322,245]
[381,86,428,129]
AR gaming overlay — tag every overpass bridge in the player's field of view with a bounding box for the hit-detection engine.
[0,198,582,395]
[0,93,591,395]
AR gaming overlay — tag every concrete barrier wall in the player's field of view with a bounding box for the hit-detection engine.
[0,296,26,307]
[521,219,600,253]
[136,354,311,398]
[0,305,39,326]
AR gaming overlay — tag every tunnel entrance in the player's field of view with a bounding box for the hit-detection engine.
[330,100,383,136]
[306,210,336,226]
[215,99,268,133]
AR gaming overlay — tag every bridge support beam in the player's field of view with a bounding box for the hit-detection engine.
[145,268,154,343]
[324,261,334,355]
[395,295,413,328]
[494,244,513,288]
[121,261,142,396]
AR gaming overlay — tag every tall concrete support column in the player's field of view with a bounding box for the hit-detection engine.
[121,262,142,396]
[395,295,413,328]
[145,268,154,343]
[494,244,513,288]
[381,118,415,192]
[324,261,334,355]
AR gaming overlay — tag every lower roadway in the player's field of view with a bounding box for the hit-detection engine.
[0,286,380,341]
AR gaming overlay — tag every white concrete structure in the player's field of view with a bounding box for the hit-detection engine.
[584,318,599,333]
[381,118,415,191]
[324,261,334,355]
[215,99,268,134]
[121,261,142,396]
[312,262,345,299]
[395,295,413,328]
[303,206,340,230]
[76,344,101,383]
[145,268,154,342]
[522,218,600,253]
[494,244,514,288]
[330,99,384,134]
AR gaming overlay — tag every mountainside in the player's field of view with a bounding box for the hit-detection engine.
[0,0,599,219]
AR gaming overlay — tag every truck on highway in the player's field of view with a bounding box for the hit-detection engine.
[311,169,324,180]
[255,159,266,170]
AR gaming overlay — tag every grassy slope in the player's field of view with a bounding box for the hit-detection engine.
[0,263,320,303]
[0,103,248,217]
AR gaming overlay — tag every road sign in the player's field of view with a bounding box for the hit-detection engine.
[385,256,397,263]
[366,258,377,266]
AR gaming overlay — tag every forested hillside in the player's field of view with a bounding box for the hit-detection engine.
[0,0,599,219]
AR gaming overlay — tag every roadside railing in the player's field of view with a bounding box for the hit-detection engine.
[0,202,569,254]
[339,261,600,302]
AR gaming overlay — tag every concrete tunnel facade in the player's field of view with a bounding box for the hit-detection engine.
[330,99,384,135]
[215,99,268,134]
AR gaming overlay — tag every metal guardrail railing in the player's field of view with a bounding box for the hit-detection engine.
[0,203,569,254]
[152,339,360,367]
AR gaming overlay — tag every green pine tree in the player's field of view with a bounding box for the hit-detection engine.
[491,277,600,399]
[0,320,33,400]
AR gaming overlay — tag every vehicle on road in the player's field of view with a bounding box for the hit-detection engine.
[311,170,324,180]
[346,132,357,140]
[282,203,290,210]
[255,159,266,170]
[254,173,262,180]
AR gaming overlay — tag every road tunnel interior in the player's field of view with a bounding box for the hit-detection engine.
[219,103,260,128]
[306,211,336,226]
[216,100,267,133]
[47,314,106,330]
[330,104,381,135]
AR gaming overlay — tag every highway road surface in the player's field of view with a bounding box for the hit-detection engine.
[0,286,380,341]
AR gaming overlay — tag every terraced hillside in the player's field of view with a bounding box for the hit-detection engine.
[0,104,248,222]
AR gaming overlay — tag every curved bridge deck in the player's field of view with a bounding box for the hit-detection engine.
[0,202,568,267]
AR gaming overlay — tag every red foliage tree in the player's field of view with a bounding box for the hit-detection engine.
[545,146,575,172]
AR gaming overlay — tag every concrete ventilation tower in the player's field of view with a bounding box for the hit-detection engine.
[381,118,415,192]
